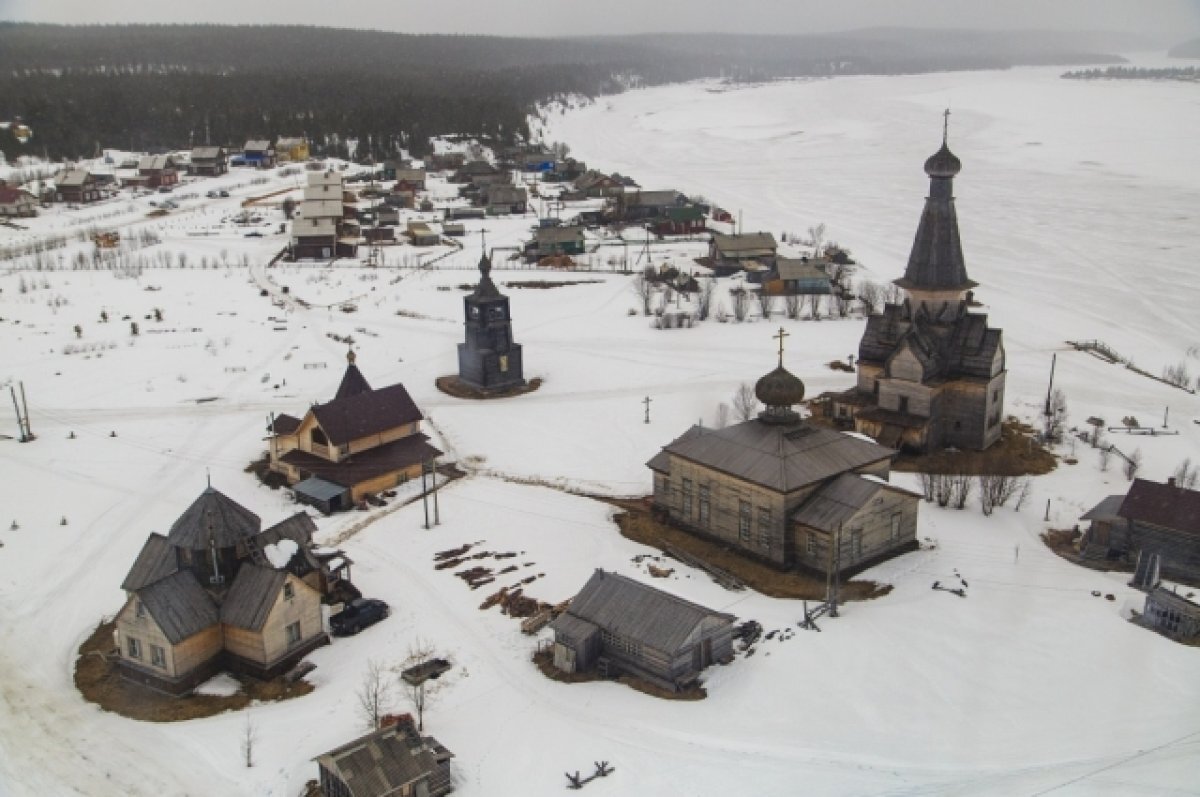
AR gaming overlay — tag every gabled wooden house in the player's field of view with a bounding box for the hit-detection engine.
[315,714,454,797]
[771,257,832,295]
[189,146,228,176]
[54,169,100,203]
[114,488,347,694]
[651,205,705,236]
[132,154,179,188]
[707,231,778,276]
[1141,587,1200,641]
[550,570,734,692]
[0,181,37,217]
[482,184,527,215]
[243,140,276,168]
[429,151,466,171]
[392,168,427,189]
[268,350,442,512]
[529,225,585,259]
[276,137,310,163]
[1080,478,1200,585]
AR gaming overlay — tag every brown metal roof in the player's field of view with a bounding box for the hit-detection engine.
[650,421,894,494]
[1119,479,1200,534]
[281,433,442,488]
[311,382,424,446]
[561,569,733,653]
[334,363,373,400]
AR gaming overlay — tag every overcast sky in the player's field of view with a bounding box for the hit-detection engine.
[2,0,1197,40]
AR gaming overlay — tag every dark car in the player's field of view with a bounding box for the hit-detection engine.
[330,598,390,636]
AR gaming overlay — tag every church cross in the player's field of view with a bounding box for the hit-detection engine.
[773,326,789,367]
[942,108,951,145]
[643,395,652,424]
[479,227,491,254]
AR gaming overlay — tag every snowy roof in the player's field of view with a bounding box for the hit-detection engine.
[244,140,272,152]
[301,200,344,219]
[262,538,299,569]
[138,155,175,172]
[558,569,733,653]
[166,487,261,550]
[56,169,92,187]
[136,570,218,644]
[651,421,894,494]
[220,564,287,631]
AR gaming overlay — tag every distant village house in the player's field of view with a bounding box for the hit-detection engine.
[189,146,228,176]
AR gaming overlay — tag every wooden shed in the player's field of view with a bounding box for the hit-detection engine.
[550,569,734,692]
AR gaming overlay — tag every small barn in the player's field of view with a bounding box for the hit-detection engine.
[1080,478,1200,584]
[708,232,778,276]
[774,257,832,295]
[483,184,528,215]
[315,715,454,797]
[550,570,734,692]
[407,221,440,246]
[1141,587,1200,641]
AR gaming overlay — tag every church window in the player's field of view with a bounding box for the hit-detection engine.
[806,533,817,556]
[127,636,142,660]
[150,645,166,669]
[850,529,863,558]
[489,306,505,320]
[873,380,880,396]
[470,306,480,319]
[135,601,146,618]
[660,477,670,500]
[698,486,710,526]
[499,355,509,372]
[738,501,751,542]
[992,389,999,403]
[682,479,693,518]
[283,582,294,601]
[954,421,962,430]
[898,396,909,414]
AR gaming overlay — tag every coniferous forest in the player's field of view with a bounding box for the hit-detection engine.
[0,23,1126,161]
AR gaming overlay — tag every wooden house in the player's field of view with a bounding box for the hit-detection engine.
[407,221,440,247]
[114,488,346,694]
[453,160,507,189]
[268,350,442,511]
[550,570,734,692]
[1080,478,1200,585]
[772,257,832,295]
[832,133,1006,453]
[615,189,683,222]
[0,182,37,217]
[242,140,276,168]
[707,232,777,276]
[1141,587,1200,641]
[529,225,585,259]
[293,170,359,259]
[483,184,527,215]
[189,146,227,176]
[651,205,705,236]
[315,715,454,797]
[429,151,466,171]
[648,349,919,575]
[132,154,179,189]
[277,137,310,163]
[573,170,626,198]
[392,168,426,190]
[54,169,100,203]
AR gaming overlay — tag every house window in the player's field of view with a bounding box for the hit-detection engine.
[873,380,880,397]
[898,396,909,414]
[850,529,863,559]
[890,513,902,542]
[757,508,772,548]
[738,501,751,542]
[127,636,142,660]
[806,533,817,556]
[992,389,999,403]
[660,477,671,502]
[311,427,328,447]
[682,479,693,519]
[135,601,146,619]
[600,629,642,658]
[698,485,710,526]
[283,582,294,601]
[286,621,302,647]
[150,645,166,669]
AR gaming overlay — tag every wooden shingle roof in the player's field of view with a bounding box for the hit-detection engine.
[791,473,917,532]
[220,564,286,631]
[136,570,218,644]
[559,569,733,653]
[121,533,178,592]
[167,488,262,550]
[315,722,448,797]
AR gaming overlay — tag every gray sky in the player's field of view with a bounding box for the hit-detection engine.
[2,0,1197,39]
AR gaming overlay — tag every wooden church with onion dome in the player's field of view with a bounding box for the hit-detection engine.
[647,329,920,577]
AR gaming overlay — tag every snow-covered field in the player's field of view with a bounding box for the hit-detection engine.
[2,58,1200,796]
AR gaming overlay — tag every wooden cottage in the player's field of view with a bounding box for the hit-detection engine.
[830,130,1006,453]
[615,189,683,222]
[268,350,442,512]
[315,715,454,797]
[550,570,734,692]
[276,137,310,163]
[243,140,276,168]
[1141,587,1200,642]
[707,232,778,276]
[0,182,37,217]
[772,257,832,295]
[393,168,427,190]
[530,225,585,259]
[407,221,440,247]
[453,160,508,189]
[429,151,466,171]
[1080,478,1200,586]
[189,146,228,176]
[114,488,347,694]
[573,170,626,198]
[293,170,359,259]
[648,342,919,575]
[482,184,528,215]
[54,169,100,203]
[651,205,705,237]
[135,154,179,188]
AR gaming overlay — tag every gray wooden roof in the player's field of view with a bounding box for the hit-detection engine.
[624,189,680,208]
[711,231,777,258]
[220,564,286,631]
[791,473,915,532]
[166,488,262,551]
[136,570,218,644]
[776,257,830,282]
[895,145,976,293]
[316,723,447,797]
[560,569,733,653]
[121,533,178,592]
[548,612,600,646]
[244,140,272,152]
[1081,495,1125,523]
[57,169,92,187]
[138,154,175,172]
[535,226,585,245]
[650,422,894,494]
[858,303,1002,380]
[191,146,225,159]
[486,185,527,204]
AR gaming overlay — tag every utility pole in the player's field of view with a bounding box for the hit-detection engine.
[10,383,32,443]
[421,463,430,530]
[1043,353,1057,439]
[643,396,652,424]
[432,459,441,526]
[18,382,31,440]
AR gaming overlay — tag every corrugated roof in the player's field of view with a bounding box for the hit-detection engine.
[294,477,351,502]
[563,570,733,653]
[137,570,218,644]
[311,382,424,446]
[1081,495,1125,522]
[650,422,893,493]
[121,533,178,592]
[220,564,286,631]
[316,724,446,797]
[166,487,261,550]
[1119,479,1200,534]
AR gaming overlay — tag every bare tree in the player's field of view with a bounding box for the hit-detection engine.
[631,269,655,316]
[978,474,1022,516]
[1172,458,1199,489]
[918,473,936,502]
[357,659,394,730]
[713,402,731,429]
[934,474,953,508]
[1014,478,1033,511]
[950,473,973,510]
[784,293,801,320]
[697,277,716,321]
[401,638,440,732]
[730,288,750,322]
[858,280,883,316]
[1124,448,1142,481]
[807,222,826,257]
[809,294,823,321]
[241,714,257,768]
[732,383,759,422]
[1099,446,1111,472]
[757,291,775,321]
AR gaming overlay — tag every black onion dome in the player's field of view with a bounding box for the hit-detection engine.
[924,143,962,178]
[474,253,501,298]
[755,365,805,409]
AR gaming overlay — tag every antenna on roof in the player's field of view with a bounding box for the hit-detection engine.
[942,108,951,146]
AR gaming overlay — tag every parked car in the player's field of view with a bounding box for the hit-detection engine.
[219,190,230,198]
[157,186,173,193]
[330,598,390,636]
